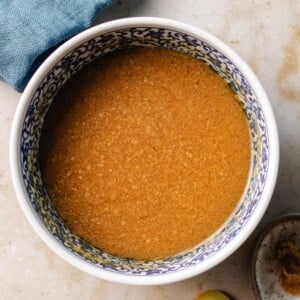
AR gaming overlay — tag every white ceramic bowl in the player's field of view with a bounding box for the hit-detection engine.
[10,17,279,285]
[253,215,300,299]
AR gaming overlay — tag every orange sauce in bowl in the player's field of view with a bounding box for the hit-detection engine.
[40,48,251,260]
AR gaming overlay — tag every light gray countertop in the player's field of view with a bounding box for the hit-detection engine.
[1,1,299,299]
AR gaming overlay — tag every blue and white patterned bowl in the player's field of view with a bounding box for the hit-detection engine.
[10,18,279,285]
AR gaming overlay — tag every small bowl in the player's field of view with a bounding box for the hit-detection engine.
[10,17,279,285]
[253,215,300,299]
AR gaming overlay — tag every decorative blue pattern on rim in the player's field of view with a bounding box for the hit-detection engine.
[20,27,268,275]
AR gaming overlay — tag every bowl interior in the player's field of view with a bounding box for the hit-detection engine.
[19,25,269,276]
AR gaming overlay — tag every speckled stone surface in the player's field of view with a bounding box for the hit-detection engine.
[1,1,300,299]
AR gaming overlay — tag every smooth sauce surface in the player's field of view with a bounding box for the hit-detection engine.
[40,48,251,260]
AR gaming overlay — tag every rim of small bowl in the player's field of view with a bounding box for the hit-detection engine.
[10,17,280,285]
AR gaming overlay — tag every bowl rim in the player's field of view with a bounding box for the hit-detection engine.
[10,17,280,285]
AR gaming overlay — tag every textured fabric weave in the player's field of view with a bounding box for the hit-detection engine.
[0,0,112,92]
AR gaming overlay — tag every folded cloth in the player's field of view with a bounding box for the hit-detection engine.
[0,0,112,92]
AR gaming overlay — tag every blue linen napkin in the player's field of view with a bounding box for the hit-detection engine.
[0,0,112,92]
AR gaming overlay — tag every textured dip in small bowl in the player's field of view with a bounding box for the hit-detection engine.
[253,215,300,299]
